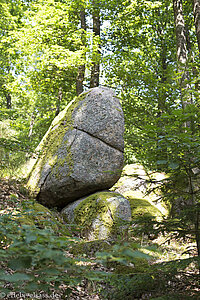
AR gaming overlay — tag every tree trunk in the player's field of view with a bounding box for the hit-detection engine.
[158,40,167,117]
[76,10,86,96]
[193,0,200,54]
[173,0,191,202]
[185,24,199,134]
[173,0,187,65]
[5,93,11,109]
[174,1,200,263]
[173,0,191,110]
[90,0,100,88]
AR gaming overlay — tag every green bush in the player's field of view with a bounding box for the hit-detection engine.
[0,211,107,296]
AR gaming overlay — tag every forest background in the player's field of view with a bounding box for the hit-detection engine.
[1,0,200,298]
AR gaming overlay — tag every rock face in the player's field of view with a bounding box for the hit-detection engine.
[27,87,124,209]
[61,191,132,240]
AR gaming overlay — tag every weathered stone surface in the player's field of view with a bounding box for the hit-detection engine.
[27,87,124,209]
[61,191,132,240]
[72,87,124,152]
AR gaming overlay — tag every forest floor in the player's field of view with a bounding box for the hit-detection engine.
[0,178,101,300]
[0,176,200,299]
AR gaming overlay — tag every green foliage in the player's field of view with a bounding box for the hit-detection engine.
[0,210,105,295]
[96,242,153,266]
[0,0,200,297]
[97,241,199,299]
[95,242,158,299]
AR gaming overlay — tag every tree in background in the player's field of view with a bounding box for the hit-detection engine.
[0,1,15,109]
[0,0,200,255]
[0,0,105,174]
[76,4,87,95]
[8,0,84,149]
[90,0,101,88]
[1,0,200,295]
[101,0,200,259]
[193,0,200,53]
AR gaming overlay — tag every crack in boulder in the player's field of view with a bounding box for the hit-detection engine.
[74,126,123,153]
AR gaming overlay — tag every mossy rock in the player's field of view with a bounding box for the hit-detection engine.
[26,94,82,196]
[124,192,163,239]
[14,201,70,235]
[27,87,124,209]
[124,191,163,220]
[62,191,132,240]
[130,198,162,219]
[112,164,168,216]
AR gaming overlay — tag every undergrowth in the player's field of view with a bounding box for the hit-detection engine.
[0,179,199,299]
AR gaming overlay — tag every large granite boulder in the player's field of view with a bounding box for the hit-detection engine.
[61,191,132,240]
[27,87,124,209]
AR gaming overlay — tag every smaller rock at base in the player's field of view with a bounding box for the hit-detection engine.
[61,191,132,241]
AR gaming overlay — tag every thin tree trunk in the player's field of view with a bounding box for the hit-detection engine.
[76,65,85,96]
[185,24,198,133]
[194,204,200,274]
[155,8,168,169]
[76,10,86,96]
[90,0,100,88]
[156,42,168,169]
[5,93,11,109]
[158,42,167,117]
[193,0,200,54]
[195,209,200,256]
[186,168,200,271]
[55,87,62,117]
[28,113,35,138]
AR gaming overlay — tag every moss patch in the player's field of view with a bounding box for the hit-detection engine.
[124,191,162,220]
[14,201,70,235]
[112,164,168,216]
[73,192,130,240]
[130,198,162,219]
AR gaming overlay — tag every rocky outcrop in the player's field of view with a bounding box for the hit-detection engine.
[27,87,124,209]
[112,163,167,216]
[61,191,132,240]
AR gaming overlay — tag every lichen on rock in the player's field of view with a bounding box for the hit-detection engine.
[27,94,83,194]
[27,87,124,209]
